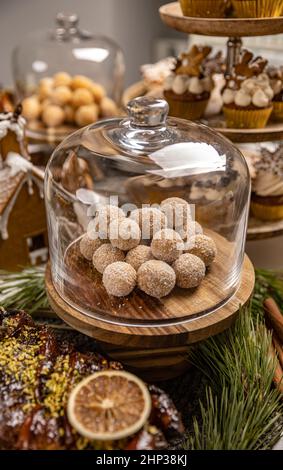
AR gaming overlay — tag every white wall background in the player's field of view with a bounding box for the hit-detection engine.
[0,0,182,88]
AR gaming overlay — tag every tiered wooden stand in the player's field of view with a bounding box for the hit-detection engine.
[46,232,255,380]
[157,2,283,242]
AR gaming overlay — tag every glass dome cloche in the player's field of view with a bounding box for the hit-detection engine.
[45,96,251,327]
[12,13,125,142]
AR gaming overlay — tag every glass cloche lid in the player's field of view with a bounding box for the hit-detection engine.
[45,96,250,327]
[12,13,125,142]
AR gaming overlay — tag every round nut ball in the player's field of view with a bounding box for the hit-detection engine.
[42,104,65,127]
[89,82,106,103]
[137,260,176,298]
[64,105,75,123]
[51,85,72,105]
[38,78,54,99]
[129,207,167,241]
[173,253,205,289]
[103,261,136,297]
[109,218,141,251]
[71,75,93,90]
[126,245,154,271]
[186,234,217,267]
[53,72,72,87]
[90,205,125,239]
[151,228,183,264]
[75,104,99,127]
[93,243,125,274]
[72,88,93,108]
[100,96,118,117]
[22,96,41,121]
[161,197,192,239]
[79,233,105,261]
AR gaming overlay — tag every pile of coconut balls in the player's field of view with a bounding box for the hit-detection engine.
[79,197,217,299]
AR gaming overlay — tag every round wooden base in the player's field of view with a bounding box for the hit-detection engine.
[45,255,254,380]
[159,2,283,37]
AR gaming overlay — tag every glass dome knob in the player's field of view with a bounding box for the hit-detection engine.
[126,97,169,127]
[56,12,79,29]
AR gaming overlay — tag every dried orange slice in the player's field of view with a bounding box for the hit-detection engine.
[67,370,152,441]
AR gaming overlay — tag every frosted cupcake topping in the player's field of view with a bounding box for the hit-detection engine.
[164,45,213,96]
[253,145,283,197]
[267,66,283,96]
[222,50,272,108]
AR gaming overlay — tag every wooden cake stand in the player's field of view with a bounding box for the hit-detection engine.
[46,232,255,380]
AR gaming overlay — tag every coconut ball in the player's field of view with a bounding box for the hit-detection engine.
[75,104,99,127]
[129,208,167,242]
[126,245,154,271]
[186,234,217,267]
[103,261,136,297]
[137,260,176,298]
[42,104,65,127]
[93,243,125,274]
[51,86,72,105]
[90,205,125,239]
[172,253,205,289]
[79,233,105,261]
[151,228,183,264]
[109,218,141,251]
[22,96,41,121]
[72,88,93,108]
[71,75,93,90]
[160,197,192,239]
[184,221,203,243]
[100,96,118,117]
[53,72,72,87]
[89,82,106,103]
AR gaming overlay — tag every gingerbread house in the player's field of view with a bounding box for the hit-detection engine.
[0,106,48,270]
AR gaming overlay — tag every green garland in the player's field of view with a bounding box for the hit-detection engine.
[0,266,283,449]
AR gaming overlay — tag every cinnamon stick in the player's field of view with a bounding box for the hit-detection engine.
[269,343,283,394]
[273,334,283,370]
[264,298,283,343]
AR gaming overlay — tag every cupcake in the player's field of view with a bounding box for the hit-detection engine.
[232,0,283,18]
[268,66,283,121]
[250,143,283,221]
[163,45,214,121]
[179,0,230,18]
[222,50,273,129]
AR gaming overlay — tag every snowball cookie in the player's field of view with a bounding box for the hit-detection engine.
[79,233,105,261]
[93,243,125,274]
[160,197,192,239]
[75,104,99,127]
[126,245,154,271]
[72,88,94,108]
[129,207,167,241]
[109,218,141,251]
[42,104,65,127]
[100,96,119,117]
[51,86,72,105]
[90,204,125,239]
[137,260,176,298]
[89,82,106,103]
[151,228,183,264]
[186,234,217,267]
[172,253,205,289]
[71,75,93,90]
[103,261,136,297]
[53,72,72,87]
[22,96,41,121]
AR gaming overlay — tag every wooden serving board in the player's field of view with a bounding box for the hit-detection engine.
[60,231,237,324]
[159,2,283,37]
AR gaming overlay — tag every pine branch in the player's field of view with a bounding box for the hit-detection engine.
[0,266,48,313]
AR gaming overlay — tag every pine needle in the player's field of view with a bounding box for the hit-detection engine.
[0,266,48,313]
[188,306,283,450]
